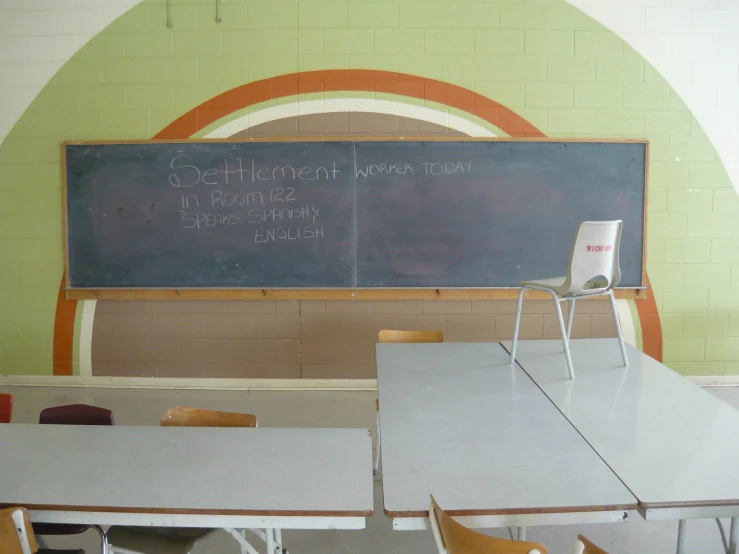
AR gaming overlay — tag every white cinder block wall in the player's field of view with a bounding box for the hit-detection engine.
[0,0,141,143]
[568,0,739,196]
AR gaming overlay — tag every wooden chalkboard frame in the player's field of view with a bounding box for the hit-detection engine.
[61,137,649,301]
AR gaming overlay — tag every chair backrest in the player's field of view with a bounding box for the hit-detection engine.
[0,507,38,554]
[378,330,444,343]
[563,220,622,296]
[161,406,258,428]
[574,535,609,554]
[0,393,12,423]
[429,496,546,554]
[39,403,114,426]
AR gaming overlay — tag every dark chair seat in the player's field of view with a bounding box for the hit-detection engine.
[33,523,91,535]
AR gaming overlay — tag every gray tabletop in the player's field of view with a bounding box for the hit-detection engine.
[505,339,739,517]
[0,425,373,517]
[376,342,637,520]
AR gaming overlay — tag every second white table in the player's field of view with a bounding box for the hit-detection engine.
[376,342,637,531]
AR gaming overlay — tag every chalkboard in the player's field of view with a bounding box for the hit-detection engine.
[354,141,645,287]
[65,141,355,288]
[63,139,646,291]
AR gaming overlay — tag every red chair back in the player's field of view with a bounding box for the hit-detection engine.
[39,403,114,426]
[0,394,12,423]
[34,403,114,537]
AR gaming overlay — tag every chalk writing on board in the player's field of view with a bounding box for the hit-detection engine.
[169,156,341,187]
[354,161,472,179]
[254,226,324,243]
[179,211,242,229]
[248,205,320,224]
[211,190,264,207]
[420,162,472,175]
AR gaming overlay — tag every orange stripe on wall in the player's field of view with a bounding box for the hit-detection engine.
[53,273,75,376]
[53,69,661,375]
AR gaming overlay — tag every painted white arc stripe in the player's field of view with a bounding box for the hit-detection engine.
[204,98,497,138]
[78,299,96,377]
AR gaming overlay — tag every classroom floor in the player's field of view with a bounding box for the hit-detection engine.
[3,384,738,554]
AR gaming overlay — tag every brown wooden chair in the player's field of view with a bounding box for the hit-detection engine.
[574,534,610,554]
[160,406,258,428]
[377,329,445,343]
[429,496,546,554]
[106,408,259,554]
[0,507,83,554]
[374,330,444,474]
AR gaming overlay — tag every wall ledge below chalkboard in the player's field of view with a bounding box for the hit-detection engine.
[66,288,649,301]
[0,374,728,390]
[0,375,376,391]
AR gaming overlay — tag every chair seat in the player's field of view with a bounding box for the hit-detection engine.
[33,523,90,535]
[520,276,568,295]
[520,276,610,297]
[107,526,215,554]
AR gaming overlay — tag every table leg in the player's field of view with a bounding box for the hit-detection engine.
[676,519,687,554]
[729,517,739,554]
[224,528,262,554]
[275,528,284,554]
[517,526,526,541]
[267,528,275,554]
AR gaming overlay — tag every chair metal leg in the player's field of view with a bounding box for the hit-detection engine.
[729,517,739,554]
[266,528,275,554]
[510,286,527,365]
[91,524,109,554]
[373,409,381,475]
[566,299,576,341]
[516,526,526,541]
[549,291,575,379]
[36,536,49,550]
[607,290,629,367]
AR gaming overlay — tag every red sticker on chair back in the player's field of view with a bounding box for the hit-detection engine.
[585,244,613,252]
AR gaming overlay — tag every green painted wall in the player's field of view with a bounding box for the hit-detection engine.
[0,0,737,376]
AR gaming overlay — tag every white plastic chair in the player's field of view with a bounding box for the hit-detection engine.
[509,220,629,379]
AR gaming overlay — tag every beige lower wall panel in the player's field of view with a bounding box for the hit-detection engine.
[91,299,617,379]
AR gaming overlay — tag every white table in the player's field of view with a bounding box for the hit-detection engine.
[505,339,739,554]
[376,342,637,532]
[0,425,373,553]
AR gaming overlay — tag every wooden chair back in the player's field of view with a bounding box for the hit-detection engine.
[575,535,610,554]
[160,406,258,428]
[0,507,38,554]
[429,496,546,554]
[378,330,444,343]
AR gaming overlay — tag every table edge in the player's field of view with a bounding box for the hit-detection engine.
[0,503,373,517]
[384,502,638,518]
[639,499,739,510]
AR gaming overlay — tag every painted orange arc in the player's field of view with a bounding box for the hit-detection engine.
[53,70,662,375]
